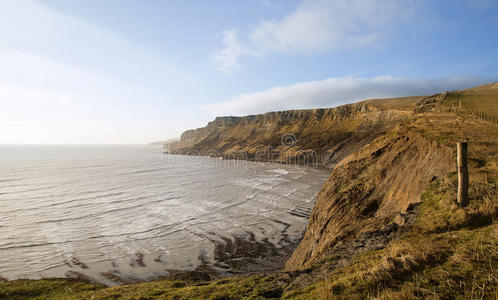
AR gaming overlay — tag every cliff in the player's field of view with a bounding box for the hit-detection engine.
[171,97,422,167]
[284,126,454,270]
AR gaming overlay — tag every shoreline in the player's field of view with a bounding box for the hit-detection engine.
[159,152,335,171]
[0,229,305,287]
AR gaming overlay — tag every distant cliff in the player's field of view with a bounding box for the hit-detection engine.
[170,97,422,168]
[149,138,179,146]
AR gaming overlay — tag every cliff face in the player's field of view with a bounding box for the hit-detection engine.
[172,98,421,167]
[284,126,454,270]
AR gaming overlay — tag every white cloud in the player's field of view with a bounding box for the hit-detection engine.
[213,0,414,71]
[212,30,255,72]
[206,76,490,116]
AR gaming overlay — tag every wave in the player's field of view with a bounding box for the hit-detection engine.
[0,178,23,184]
[269,169,289,175]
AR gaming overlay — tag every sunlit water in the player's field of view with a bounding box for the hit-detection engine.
[0,145,328,284]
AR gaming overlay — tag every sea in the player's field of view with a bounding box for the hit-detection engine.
[0,145,328,285]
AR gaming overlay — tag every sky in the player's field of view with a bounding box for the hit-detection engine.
[0,0,497,144]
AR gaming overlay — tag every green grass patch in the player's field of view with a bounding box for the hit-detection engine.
[0,279,104,300]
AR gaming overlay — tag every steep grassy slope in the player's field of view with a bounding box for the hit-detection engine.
[1,86,496,299]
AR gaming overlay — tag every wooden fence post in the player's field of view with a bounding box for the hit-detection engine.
[457,142,469,207]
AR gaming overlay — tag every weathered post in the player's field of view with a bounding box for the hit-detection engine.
[457,142,469,207]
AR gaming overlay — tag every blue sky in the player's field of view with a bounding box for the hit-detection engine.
[0,0,497,144]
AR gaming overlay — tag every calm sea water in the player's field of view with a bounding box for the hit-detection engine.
[0,145,328,284]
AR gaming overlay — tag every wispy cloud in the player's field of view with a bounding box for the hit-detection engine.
[206,76,491,116]
[212,30,255,72]
[213,0,414,71]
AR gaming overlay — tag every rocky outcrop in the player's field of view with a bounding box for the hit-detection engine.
[414,92,448,113]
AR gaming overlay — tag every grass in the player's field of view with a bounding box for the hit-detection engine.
[0,279,104,300]
[0,275,288,300]
[441,91,498,123]
[88,275,287,300]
